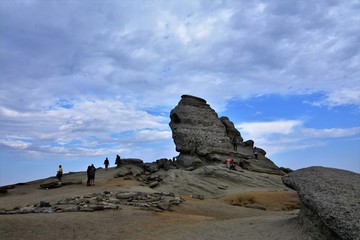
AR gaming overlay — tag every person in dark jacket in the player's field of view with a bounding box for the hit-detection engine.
[89,164,96,186]
[115,155,121,168]
[104,158,109,170]
[86,165,92,186]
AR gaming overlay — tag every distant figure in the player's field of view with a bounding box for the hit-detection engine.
[253,147,258,159]
[230,159,236,171]
[115,155,121,168]
[90,164,96,186]
[232,137,238,151]
[86,165,92,186]
[226,157,231,169]
[56,165,63,182]
[104,157,109,170]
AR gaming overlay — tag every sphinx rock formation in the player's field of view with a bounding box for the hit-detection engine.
[283,167,360,240]
[169,95,283,175]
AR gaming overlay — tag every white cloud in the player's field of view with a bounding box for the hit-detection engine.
[302,127,360,138]
[237,120,303,139]
[237,120,360,154]
[0,139,32,149]
[0,0,359,164]
[312,88,360,108]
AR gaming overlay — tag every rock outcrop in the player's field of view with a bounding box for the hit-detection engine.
[169,95,283,175]
[282,167,360,240]
[0,191,184,214]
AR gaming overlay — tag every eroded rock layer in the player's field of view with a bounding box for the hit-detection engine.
[169,95,283,175]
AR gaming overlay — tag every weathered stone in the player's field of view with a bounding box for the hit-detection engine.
[256,147,266,156]
[19,206,35,214]
[104,204,120,210]
[144,163,159,173]
[130,165,144,176]
[79,207,94,212]
[280,167,293,174]
[243,140,254,148]
[39,201,51,207]
[218,185,228,190]
[40,181,61,189]
[155,201,170,210]
[88,205,104,211]
[282,167,360,240]
[149,181,159,188]
[122,158,144,165]
[116,192,138,199]
[2,190,183,215]
[169,95,232,163]
[220,116,243,143]
[114,168,131,178]
[191,194,205,200]
[169,95,283,175]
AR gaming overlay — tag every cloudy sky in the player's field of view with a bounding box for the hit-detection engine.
[1,0,359,186]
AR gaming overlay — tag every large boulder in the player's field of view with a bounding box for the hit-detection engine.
[169,95,283,174]
[282,167,360,240]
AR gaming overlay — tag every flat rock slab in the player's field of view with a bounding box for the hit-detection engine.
[282,166,360,240]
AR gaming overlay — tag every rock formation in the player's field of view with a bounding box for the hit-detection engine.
[0,191,183,214]
[282,167,360,240]
[169,95,283,175]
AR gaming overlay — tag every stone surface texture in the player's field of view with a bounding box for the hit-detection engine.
[282,166,360,240]
[169,95,283,175]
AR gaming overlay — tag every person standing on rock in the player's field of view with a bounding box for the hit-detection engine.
[232,137,238,151]
[115,155,121,168]
[57,165,63,182]
[226,157,231,169]
[90,164,96,186]
[86,165,92,186]
[253,147,258,159]
[230,159,236,171]
[104,157,109,170]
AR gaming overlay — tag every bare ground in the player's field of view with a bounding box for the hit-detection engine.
[0,165,312,240]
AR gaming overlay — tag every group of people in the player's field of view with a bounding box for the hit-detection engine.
[86,164,96,186]
[56,154,122,186]
[104,154,121,169]
[226,145,259,171]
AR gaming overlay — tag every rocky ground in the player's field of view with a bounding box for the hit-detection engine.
[0,163,314,240]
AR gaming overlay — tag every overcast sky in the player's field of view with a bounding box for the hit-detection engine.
[1,0,359,186]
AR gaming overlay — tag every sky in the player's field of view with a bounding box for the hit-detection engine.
[0,0,359,186]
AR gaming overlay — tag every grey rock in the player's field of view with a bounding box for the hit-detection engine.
[88,205,104,211]
[282,166,360,240]
[130,165,144,176]
[116,192,138,199]
[218,185,228,190]
[149,181,159,188]
[19,206,35,214]
[40,181,61,189]
[169,95,282,174]
[144,163,159,173]
[191,194,205,200]
[220,116,243,143]
[122,158,144,165]
[104,204,120,210]
[114,168,131,178]
[39,201,51,207]
[243,140,254,148]
[155,201,170,211]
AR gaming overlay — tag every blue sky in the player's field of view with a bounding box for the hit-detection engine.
[0,0,359,186]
